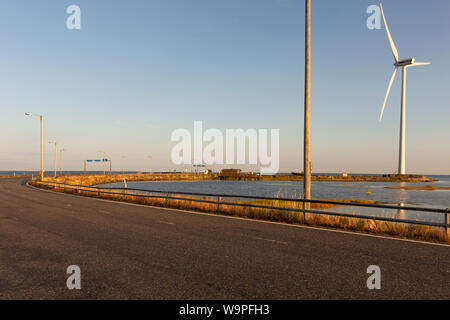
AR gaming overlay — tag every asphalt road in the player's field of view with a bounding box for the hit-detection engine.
[0,178,448,299]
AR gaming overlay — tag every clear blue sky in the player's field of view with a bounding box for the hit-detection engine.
[1,0,449,174]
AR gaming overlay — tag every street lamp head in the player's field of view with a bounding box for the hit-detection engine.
[25,112,42,117]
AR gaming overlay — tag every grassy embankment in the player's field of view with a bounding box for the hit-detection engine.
[46,173,213,186]
[41,172,436,183]
[33,174,449,244]
[220,174,436,182]
[386,185,450,191]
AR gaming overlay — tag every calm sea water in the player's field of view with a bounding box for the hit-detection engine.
[101,175,450,224]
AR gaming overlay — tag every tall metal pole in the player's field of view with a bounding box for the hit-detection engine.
[54,142,57,178]
[398,67,407,175]
[148,156,152,174]
[102,152,106,175]
[59,149,64,175]
[40,116,44,180]
[303,0,312,207]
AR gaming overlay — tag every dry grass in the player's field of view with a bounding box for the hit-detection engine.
[250,198,383,210]
[42,172,436,184]
[45,173,213,186]
[32,180,450,245]
[221,174,436,183]
[386,185,450,191]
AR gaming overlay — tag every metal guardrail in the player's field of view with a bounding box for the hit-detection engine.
[32,180,450,232]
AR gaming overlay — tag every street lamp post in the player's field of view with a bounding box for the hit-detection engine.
[121,156,126,175]
[99,151,106,175]
[25,113,44,180]
[303,0,312,209]
[148,156,152,174]
[59,149,66,175]
[49,141,57,178]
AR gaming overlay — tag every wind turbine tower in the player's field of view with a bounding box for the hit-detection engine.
[378,3,430,175]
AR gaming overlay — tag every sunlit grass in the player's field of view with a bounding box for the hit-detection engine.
[44,173,213,186]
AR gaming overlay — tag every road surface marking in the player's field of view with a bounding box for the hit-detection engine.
[253,237,288,245]
[158,220,175,225]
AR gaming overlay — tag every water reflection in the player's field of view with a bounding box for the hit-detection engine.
[395,182,407,220]
[99,176,450,224]
[397,202,406,220]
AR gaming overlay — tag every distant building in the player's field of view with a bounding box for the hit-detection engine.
[220,169,241,176]
[342,172,348,177]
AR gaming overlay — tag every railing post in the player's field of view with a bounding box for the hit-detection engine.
[164,193,170,206]
[304,200,308,223]
[217,196,222,213]
[300,198,307,223]
[445,209,450,239]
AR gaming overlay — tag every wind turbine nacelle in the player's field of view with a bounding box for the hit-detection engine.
[395,58,415,67]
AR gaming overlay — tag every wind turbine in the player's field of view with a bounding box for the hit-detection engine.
[378,3,430,175]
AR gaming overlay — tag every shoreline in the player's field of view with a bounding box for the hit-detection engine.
[42,173,437,186]
[218,174,436,183]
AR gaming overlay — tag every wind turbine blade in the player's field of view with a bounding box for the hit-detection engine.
[379,67,398,122]
[380,3,399,62]
[411,62,431,67]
